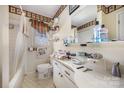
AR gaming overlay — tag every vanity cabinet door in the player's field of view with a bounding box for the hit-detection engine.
[53,61,64,88]
[62,75,77,88]
[53,60,77,88]
[54,70,77,88]
[53,68,61,87]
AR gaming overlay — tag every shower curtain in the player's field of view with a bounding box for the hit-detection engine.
[9,12,33,87]
[13,12,29,75]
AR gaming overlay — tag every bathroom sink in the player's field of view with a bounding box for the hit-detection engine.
[71,59,83,65]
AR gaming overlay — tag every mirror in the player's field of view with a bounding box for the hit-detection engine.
[70,5,97,43]
[70,5,124,44]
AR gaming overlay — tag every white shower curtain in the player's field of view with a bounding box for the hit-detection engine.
[13,12,28,75]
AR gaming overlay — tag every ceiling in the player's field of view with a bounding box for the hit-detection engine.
[71,5,97,27]
[15,5,61,18]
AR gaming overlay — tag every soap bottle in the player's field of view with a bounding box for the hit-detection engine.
[93,21,101,43]
[100,24,108,42]
[112,63,118,77]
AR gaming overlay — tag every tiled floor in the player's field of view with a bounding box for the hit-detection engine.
[22,72,55,88]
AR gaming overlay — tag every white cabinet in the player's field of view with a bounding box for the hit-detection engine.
[52,60,77,88]
[62,74,77,88]
[53,61,63,87]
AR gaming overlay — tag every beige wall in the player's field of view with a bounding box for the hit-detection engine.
[53,6,72,51]
[0,5,9,88]
[102,7,124,40]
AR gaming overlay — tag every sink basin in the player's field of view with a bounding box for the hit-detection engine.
[71,59,83,65]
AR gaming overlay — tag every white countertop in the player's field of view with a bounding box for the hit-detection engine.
[51,57,124,88]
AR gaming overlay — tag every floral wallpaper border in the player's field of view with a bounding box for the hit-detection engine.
[53,5,67,18]
[9,5,52,22]
[97,5,124,14]
[77,20,96,30]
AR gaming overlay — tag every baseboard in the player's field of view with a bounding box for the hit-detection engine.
[25,71,36,75]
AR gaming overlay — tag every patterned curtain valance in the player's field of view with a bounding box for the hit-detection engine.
[31,19,50,33]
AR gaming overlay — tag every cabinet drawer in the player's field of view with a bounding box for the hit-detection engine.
[52,60,62,70]
[61,64,75,81]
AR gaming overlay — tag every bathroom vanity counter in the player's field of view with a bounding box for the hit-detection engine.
[51,57,124,88]
[74,68,124,88]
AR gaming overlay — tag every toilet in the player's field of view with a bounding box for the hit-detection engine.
[37,63,53,79]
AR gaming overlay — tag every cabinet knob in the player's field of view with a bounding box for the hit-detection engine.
[60,75,63,77]
[55,63,58,65]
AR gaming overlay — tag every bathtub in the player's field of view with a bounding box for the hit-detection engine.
[9,64,25,88]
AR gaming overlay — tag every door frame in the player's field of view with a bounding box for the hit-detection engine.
[116,11,124,40]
